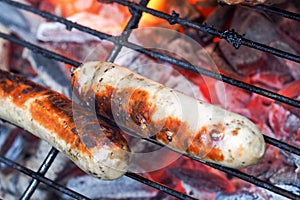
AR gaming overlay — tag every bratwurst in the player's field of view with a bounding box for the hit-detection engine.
[218,0,284,5]
[0,69,130,180]
[72,61,266,168]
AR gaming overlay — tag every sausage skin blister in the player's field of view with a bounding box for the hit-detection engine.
[72,61,266,168]
[0,69,130,180]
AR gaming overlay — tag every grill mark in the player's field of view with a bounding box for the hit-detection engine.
[128,89,154,126]
[154,117,189,149]
[110,87,156,134]
[93,85,225,162]
[188,126,213,157]
[205,147,225,162]
[95,85,115,119]
[30,94,92,156]
[0,70,50,107]
[0,70,129,157]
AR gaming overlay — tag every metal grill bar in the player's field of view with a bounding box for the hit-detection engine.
[106,0,150,62]
[0,30,299,110]
[0,154,92,200]
[264,135,300,156]
[20,147,59,200]
[0,0,299,199]
[0,30,299,155]
[3,28,300,199]
[125,172,196,200]
[0,149,196,199]
[0,0,299,109]
[242,3,300,22]
[189,156,300,200]
[1,32,299,200]
[142,137,300,200]
[108,0,300,63]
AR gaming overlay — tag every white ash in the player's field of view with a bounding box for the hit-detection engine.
[181,181,216,200]
[36,22,101,43]
[64,175,158,199]
[0,123,68,199]
[23,49,71,97]
[259,184,300,200]
[25,140,69,180]
[0,173,48,200]
[216,192,266,200]
[0,1,30,35]
[0,123,23,170]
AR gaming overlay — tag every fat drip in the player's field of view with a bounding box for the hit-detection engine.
[73,61,266,168]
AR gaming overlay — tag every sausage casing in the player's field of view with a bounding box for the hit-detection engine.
[72,61,266,168]
[0,69,130,180]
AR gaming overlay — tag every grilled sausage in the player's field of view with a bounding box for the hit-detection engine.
[0,69,130,180]
[218,0,283,5]
[72,61,266,168]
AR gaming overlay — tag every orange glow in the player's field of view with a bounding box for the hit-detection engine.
[140,0,166,26]
[187,0,216,19]
[49,0,100,17]
[48,0,130,35]
[213,37,220,43]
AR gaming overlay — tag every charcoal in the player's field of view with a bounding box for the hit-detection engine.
[181,181,216,200]
[165,0,201,21]
[259,184,300,199]
[168,167,234,193]
[64,175,157,199]
[0,124,24,172]
[36,22,101,43]
[216,192,265,200]
[269,167,300,187]
[187,5,235,45]
[218,7,280,74]
[28,52,71,96]
[0,2,30,34]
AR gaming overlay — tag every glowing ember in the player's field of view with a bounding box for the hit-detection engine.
[48,0,130,35]
[140,0,166,26]
[48,0,170,33]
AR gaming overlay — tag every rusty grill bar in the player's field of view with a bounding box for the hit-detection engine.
[0,0,299,199]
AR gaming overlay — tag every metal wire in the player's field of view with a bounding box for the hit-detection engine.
[0,0,299,109]
[20,147,59,200]
[108,0,300,64]
[106,0,150,62]
[0,154,92,200]
[242,3,300,22]
[2,30,299,156]
[125,172,197,200]
[2,32,299,200]
[0,0,299,199]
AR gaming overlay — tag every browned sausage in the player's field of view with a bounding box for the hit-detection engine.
[0,69,130,180]
[72,61,266,168]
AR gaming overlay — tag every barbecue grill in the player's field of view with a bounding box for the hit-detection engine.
[0,0,299,199]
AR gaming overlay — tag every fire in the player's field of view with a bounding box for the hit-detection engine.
[48,0,130,35]
[188,0,216,18]
[48,0,100,17]
[140,0,166,26]
[48,0,168,33]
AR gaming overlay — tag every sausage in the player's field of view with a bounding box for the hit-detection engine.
[72,61,266,168]
[218,0,283,5]
[0,69,130,180]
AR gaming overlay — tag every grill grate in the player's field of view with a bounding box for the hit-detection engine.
[0,0,299,199]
